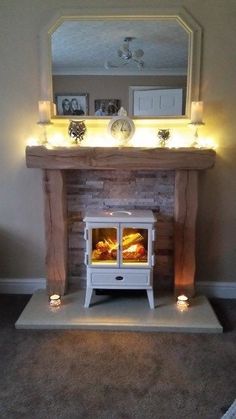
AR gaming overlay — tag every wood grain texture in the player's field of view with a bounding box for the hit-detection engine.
[43,170,68,296]
[174,170,198,297]
[26,146,216,171]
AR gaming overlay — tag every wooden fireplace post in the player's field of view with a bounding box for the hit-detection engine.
[174,170,198,297]
[43,169,68,295]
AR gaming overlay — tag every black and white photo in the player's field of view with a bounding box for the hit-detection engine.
[55,94,89,116]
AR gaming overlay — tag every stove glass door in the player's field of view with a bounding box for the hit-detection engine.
[121,225,149,266]
[90,226,118,266]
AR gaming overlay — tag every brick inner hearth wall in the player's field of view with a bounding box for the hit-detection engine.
[66,170,174,290]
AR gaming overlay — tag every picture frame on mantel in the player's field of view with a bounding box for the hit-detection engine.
[55,93,89,116]
[94,99,120,116]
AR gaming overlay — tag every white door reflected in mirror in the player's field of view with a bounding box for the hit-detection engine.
[132,88,183,116]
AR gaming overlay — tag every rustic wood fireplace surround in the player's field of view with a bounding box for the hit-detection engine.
[26,146,215,298]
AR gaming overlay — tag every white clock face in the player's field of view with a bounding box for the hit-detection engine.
[109,117,135,141]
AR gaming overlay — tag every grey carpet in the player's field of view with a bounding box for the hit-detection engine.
[0,295,236,419]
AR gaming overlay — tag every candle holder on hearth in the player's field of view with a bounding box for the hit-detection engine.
[68,120,87,144]
[49,294,61,307]
[176,294,190,312]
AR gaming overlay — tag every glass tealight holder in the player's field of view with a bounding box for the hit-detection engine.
[176,294,189,312]
[49,294,61,307]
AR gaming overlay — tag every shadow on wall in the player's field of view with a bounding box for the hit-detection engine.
[197,150,236,282]
[0,229,45,278]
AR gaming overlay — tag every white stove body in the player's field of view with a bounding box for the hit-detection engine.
[83,210,156,309]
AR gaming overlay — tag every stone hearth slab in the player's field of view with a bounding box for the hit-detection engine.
[15,289,223,333]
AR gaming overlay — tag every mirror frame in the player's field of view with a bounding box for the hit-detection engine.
[39,7,202,121]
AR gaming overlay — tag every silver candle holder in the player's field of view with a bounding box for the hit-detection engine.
[37,121,53,144]
[189,121,205,147]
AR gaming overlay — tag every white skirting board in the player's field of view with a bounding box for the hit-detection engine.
[196,281,236,299]
[0,278,46,294]
[0,278,236,298]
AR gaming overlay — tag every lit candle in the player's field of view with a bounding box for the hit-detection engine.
[190,101,203,124]
[38,100,51,123]
[177,294,189,311]
[49,294,61,307]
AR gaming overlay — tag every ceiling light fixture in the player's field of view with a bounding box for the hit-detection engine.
[105,37,144,71]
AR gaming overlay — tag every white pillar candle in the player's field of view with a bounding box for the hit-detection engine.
[38,100,51,123]
[190,101,203,124]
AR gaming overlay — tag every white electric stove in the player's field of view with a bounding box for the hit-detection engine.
[83,209,156,309]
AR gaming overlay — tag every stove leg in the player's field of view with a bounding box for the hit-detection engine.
[146,289,155,309]
[84,287,93,308]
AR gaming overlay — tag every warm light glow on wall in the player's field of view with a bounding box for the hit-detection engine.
[26,137,40,146]
[196,136,217,149]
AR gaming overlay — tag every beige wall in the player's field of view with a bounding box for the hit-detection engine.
[0,0,236,283]
[53,75,186,114]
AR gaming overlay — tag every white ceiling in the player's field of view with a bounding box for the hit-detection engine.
[51,19,189,76]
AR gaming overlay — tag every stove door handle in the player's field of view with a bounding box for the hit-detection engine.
[115,276,124,281]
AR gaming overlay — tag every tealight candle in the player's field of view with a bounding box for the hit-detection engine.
[190,101,203,124]
[38,100,51,123]
[49,294,61,307]
[177,294,189,311]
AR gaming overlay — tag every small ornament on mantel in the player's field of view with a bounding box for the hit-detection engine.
[157,129,170,147]
[68,120,87,144]
[117,106,128,116]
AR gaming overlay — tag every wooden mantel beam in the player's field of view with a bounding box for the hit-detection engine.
[26,146,216,171]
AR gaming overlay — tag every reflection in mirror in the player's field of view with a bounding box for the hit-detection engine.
[51,19,189,118]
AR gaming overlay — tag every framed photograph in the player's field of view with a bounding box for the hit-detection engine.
[55,94,89,116]
[94,99,121,116]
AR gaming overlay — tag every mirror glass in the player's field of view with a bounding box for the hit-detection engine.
[51,19,189,118]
